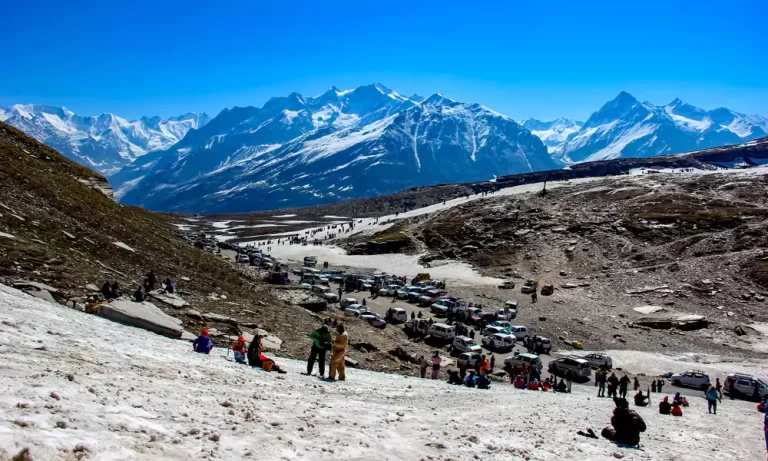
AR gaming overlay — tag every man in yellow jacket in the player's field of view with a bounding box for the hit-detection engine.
[329,323,349,381]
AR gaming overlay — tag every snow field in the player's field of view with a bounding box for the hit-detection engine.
[0,284,765,460]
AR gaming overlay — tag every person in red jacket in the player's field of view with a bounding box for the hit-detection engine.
[232,336,247,363]
[670,402,683,417]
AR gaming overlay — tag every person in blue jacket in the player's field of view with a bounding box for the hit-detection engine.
[705,386,719,414]
[476,372,491,389]
[464,370,477,388]
[193,328,214,354]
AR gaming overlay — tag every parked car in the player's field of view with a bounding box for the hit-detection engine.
[430,300,454,315]
[670,370,711,390]
[427,323,456,341]
[340,297,358,309]
[498,280,515,289]
[723,373,768,399]
[292,268,304,276]
[303,256,317,267]
[483,325,512,336]
[395,286,415,298]
[418,289,447,306]
[472,311,499,326]
[389,307,408,324]
[531,336,552,354]
[452,336,482,354]
[344,304,367,317]
[482,333,516,352]
[504,352,543,373]
[379,285,401,296]
[521,280,538,294]
[458,352,481,369]
[495,308,517,321]
[404,318,429,335]
[360,312,387,329]
[504,300,519,309]
[549,357,592,379]
[490,320,514,330]
[580,353,613,370]
[508,325,531,341]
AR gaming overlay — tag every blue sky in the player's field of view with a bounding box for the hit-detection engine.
[1,0,766,121]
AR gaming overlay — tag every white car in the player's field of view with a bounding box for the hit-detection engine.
[389,307,408,323]
[549,357,592,378]
[504,352,543,373]
[482,333,516,352]
[395,286,415,298]
[340,297,358,309]
[670,370,711,390]
[360,312,387,329]
[427,323,456,341]
[508,325,531,341]
[490,320,514,330]
[452,336,482,354]
[581,353,613,369]
[483,325,512,336]
[457,352,481,369]
[379,285,401,296]
[300,282,313,290]
[322,291,339,303]
[344,304,367,317]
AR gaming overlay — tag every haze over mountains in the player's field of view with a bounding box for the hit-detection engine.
[4,85,767,213]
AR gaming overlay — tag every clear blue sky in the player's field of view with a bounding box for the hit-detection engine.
[2,0,766,122]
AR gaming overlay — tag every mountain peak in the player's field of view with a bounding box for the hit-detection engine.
[422,93,456,106]
[612,91,638,107]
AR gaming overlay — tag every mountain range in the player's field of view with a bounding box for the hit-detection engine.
[4,86,767,213]
[0,105,210,175]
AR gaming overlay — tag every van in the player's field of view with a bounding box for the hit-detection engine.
[723,373,768,399]
[427,323,456,341]
[549,357,592,378]
[504,352,543,373]
[303,256,317,267]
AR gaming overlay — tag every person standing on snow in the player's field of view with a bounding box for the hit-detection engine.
[192,328,213,354]
[430,351,442,380]
[607,372,620,398]
[306,324,332,377]
[705,386,719,414]
[419,356,429,379]
[619,374,631,399]
[633,377,640,391]
[328,324,349,381]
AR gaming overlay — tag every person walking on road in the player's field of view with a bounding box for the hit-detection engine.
[306,324,332,377]
[328,324,348,382]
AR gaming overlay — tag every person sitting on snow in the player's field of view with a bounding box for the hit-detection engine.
[634,390,649,407]
[659,396,671,415]
[513,376,526,390]
[556,379,569,393]
[670,401,683,417]
[447,370,463,385]
[192,328,214,354]
[601,397,646,447]
[476,372,491,390]
[464,370,477,388]
[232,336,247,363]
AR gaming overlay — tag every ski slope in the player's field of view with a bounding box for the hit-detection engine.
[0,284,764,460]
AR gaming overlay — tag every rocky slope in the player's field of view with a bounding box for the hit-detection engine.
[113,84,556,213]
[0,104,210,175]
[0,121,436,372]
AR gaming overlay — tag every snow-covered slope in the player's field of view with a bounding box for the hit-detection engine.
[1,284,765,460]
[554,92,768,164]
[522,118,583,152]
[115,85,555,212]
[0,104,210,175]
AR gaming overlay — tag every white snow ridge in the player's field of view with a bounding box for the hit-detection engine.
[0,284,764,460]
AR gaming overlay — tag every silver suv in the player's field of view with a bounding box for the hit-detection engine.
[724,373,768,399]
[671,370,711,390]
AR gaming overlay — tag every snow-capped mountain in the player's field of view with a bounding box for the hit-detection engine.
[552,92,768,164]
[522,118,583,152]
[114,84,555,213]
[0,104,210,175]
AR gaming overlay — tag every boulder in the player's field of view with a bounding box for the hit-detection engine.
[185,309,203,321]
[734,325,747,336]
[181,330,197,341]
[146,291,189,308]
[85,284,100,292]
[202,313,237,324]
[345,357,359,368]
[97,300,183,338]
[24,288,57,305]
[561,283,578,289]
[13,280,58,293]
[633,305,665,315]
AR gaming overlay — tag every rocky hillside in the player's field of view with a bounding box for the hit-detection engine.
[0,121,435,372]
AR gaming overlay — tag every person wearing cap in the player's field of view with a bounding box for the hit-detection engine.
[232,336,247,363]
[192,328,214,354]
[305,324,332,377]
[601,397,647,447]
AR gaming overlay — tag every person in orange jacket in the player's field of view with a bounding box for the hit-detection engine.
[478,355,489,374]
[328,324,349,381]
